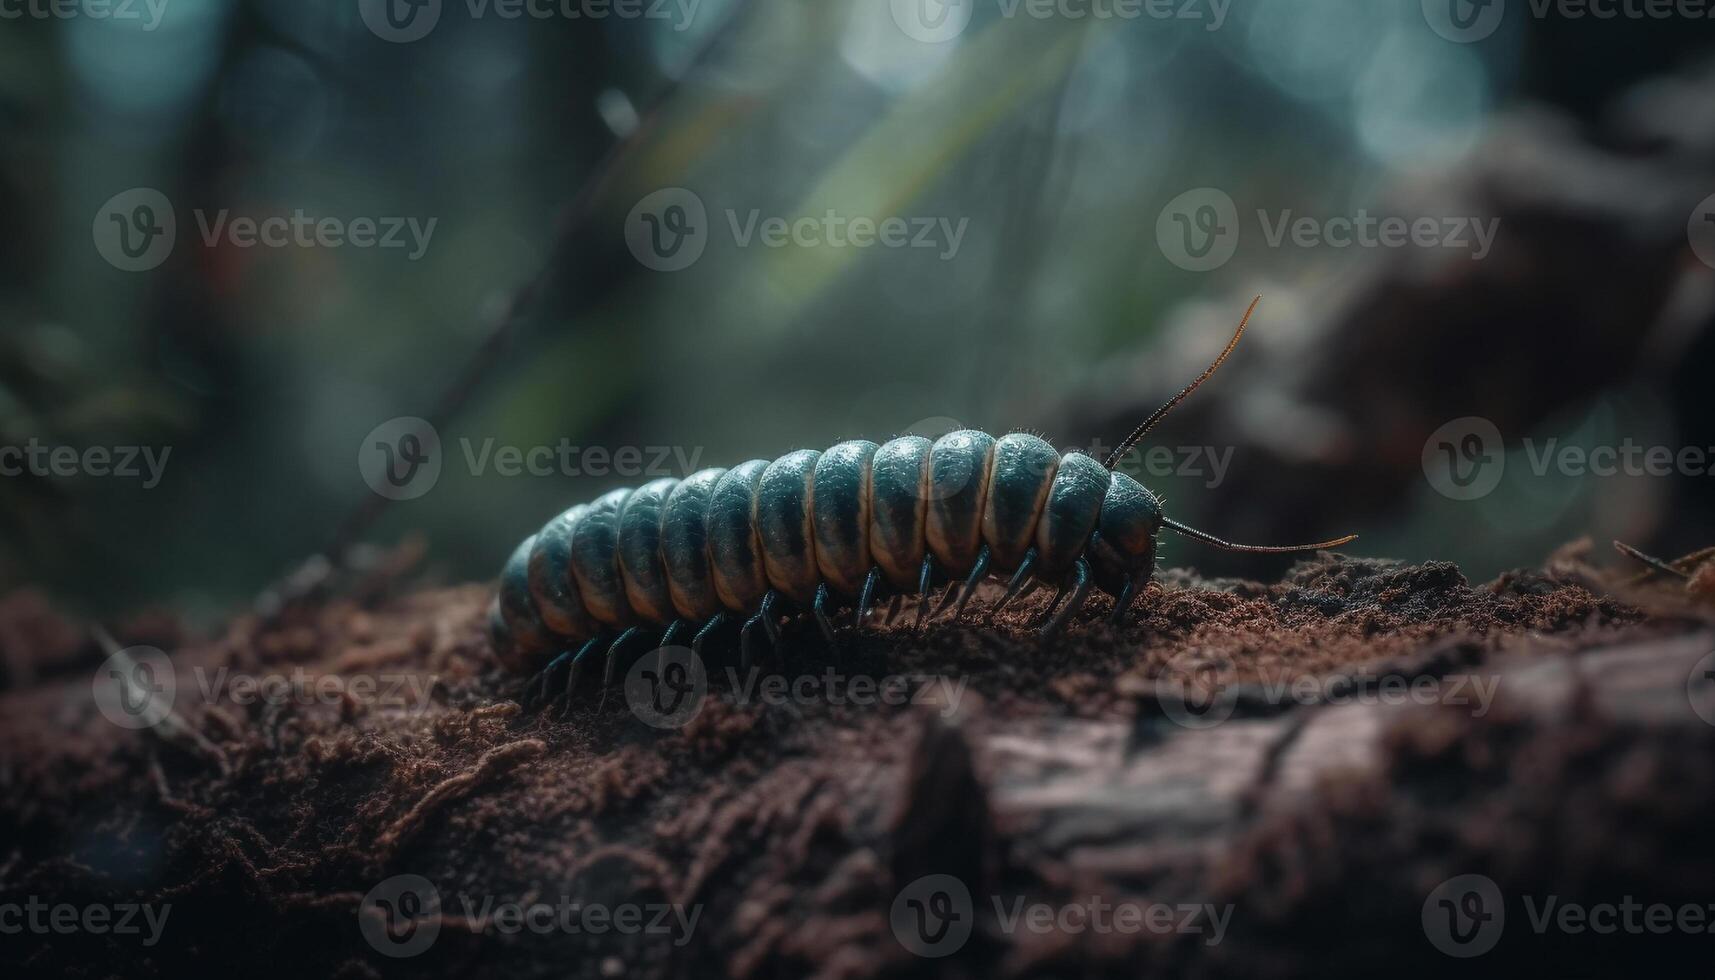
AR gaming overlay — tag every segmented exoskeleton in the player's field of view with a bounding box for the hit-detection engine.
[489,298,1356,698]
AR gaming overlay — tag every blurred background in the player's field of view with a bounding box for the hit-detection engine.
[3,0,1715,625]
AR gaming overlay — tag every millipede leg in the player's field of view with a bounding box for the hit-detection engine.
[812,583,838,648]
[916,556,936,628]
[530,647,575,706]
[652,619,688,682]
[935,582,958,620]
[1036,579,1071,629]
[1108,574,1139,627]
[855,567,882,629]
[885,594,904,625]
[690,612,726,660]
[949,545,991,621]
[564,637,604,709]
[1040,559,1092,640]
[599,627,642,709]
[759,590,782,647]
[933,547,982,617]
[986,548,1037,625]
[660,620,687,648]
[740,612,766,674]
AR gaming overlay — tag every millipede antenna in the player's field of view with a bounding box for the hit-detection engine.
[1102,295,1261,471]
[1162,517,1356,554]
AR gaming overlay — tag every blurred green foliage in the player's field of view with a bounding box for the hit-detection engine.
[1,0,1710,618]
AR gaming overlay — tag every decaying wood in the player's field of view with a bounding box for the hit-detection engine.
[1,551,1711,978]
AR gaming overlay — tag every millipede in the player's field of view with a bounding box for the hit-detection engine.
[489,297,1357,700]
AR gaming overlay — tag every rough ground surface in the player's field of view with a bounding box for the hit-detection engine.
[2,546,1713,979]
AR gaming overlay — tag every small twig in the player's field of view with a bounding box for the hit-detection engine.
[1614,540,1697,582]
[375,739,546,852]
[93,625,231,776]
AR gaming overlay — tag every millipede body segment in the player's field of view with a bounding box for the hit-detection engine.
[489,298,1358,696]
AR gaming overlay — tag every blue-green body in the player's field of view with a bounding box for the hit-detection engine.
[491,429,1163,673]
[490,299,1360,684]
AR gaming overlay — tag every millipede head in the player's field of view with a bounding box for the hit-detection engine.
[1086,470,1163,594]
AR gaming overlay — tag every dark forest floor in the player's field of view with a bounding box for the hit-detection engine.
[2,543,1713,979]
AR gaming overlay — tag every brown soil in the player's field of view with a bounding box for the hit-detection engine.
[2,544,1712,979]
